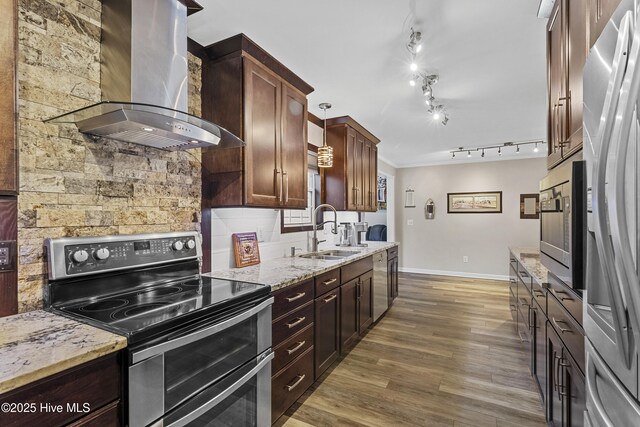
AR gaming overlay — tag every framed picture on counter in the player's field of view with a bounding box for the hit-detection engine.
[232,232,261,267]
[447,191,502,214]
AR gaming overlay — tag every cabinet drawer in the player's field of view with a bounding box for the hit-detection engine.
[516,263,532,289]
[314,268,340,296]
[547,277,582,326]
[271,347,314,423]
[531,281,546,315]
[273,301,314,345]
[0,354,120,427]
[509,277,518,300]
[341,256,373,283]
[387,246,398,259]
[272,323,313,375]
[548,291,584,372]
[272,279,314,321]
[516,277,531,324]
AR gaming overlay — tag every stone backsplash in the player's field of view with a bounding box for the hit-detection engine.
[17,0,203,312]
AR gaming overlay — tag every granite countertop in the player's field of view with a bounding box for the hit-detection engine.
[509,246,549,285]
[0,310,127,395]
[206,241,399,291]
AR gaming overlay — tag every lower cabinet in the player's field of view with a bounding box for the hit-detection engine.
[0,353,122,427]
[271,347,314,424]
[387,248,399,305]
[358,270,373,332]
[314,288,340,379]
[531,298,547,404]
[340,267,373,353]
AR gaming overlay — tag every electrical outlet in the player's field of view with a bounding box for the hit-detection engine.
[256,227,264,242]
[463,256,469,263]
[407,219,414,226]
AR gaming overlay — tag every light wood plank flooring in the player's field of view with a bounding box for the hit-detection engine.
[277,273,546,427]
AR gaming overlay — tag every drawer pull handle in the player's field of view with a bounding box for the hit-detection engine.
[551,288,572,301]
[323,294,337,303]
[553,318,573,334]
[533,290,545,297]
[286,292,306,302]
[322,278,338,286]
[286,317,306,329]
[285,374,306,391]
[286,340,306,355]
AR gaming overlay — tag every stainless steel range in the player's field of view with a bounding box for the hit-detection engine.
[44,232,273,427]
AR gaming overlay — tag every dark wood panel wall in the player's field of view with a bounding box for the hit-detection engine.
[0,0,18,317]
[0,0,18,195]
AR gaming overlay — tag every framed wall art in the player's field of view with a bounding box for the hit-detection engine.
[232,232,261,267]
[520,193,540,219]
[447,191,502,214]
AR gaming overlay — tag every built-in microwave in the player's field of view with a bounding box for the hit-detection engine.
[539,158,586,291]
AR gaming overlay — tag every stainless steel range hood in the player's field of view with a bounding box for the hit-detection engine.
[44,0,242,151]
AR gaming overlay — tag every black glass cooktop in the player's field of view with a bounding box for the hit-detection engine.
[59,276,269,342]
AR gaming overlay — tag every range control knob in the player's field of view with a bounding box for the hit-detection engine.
[172,241,184,251]
[186,239,196,250]
[94,247,110,260]
[72,250,89,263]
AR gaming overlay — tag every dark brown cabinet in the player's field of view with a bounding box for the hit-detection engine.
[589,0,622,47]
[314,288,340,379]
[531,298,547,404]
[387,247,399,305]
[323,117,380,212]
[546,0,594,169]
[340,277,359,351]
[0,0,17,195]
[547,321,585,427]
[200,34,312,209]
[0,354,121,427]
[358,270,373,332]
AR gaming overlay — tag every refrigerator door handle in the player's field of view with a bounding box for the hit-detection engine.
[609,9,640,346]
[591,11,634,369]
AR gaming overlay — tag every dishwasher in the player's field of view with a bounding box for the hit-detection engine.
[372,250,388,322]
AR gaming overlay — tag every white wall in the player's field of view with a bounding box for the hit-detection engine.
[395,157,546,279]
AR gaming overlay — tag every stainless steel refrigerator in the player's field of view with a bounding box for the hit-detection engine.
[584,0,640,424]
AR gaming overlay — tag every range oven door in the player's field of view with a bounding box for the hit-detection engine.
[128,297,273,427]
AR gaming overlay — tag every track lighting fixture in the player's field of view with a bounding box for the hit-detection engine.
[533,142,539,153]
[441,116,449,126]
[409,77,416,87]
[425,96,434,106]
[433,105,443,121]
[410,62,418,72]
[448,140,544,160]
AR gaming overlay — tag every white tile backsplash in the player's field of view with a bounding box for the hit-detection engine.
[207,207,341,271]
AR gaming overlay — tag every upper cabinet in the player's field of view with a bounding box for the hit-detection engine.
[200,34,313,209]
[0,0,18,195]
[546,0,587,170]
[546,0,621,170]
[322,116,379,212]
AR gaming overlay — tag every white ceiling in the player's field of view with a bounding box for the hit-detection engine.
[188,0,548,168]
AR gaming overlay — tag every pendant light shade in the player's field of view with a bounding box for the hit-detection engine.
[318,103,333,168]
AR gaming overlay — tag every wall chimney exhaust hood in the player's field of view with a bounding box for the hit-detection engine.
[44,0,242,151]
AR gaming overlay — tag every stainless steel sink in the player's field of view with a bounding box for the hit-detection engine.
[298,249,361,260]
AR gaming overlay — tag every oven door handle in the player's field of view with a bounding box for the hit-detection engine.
[132,297,274,364]
[163,351,274,427]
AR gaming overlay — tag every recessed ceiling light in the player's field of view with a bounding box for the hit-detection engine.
[142,127,154,132]
[189,139,199,144]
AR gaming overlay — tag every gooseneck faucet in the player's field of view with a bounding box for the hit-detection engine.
[311,204,338,252]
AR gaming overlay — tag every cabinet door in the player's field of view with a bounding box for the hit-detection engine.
[346,127,358,211]
[369,143,378,212]
[244,59,282,207]
[314,289,340,379]
[362,140,372,211]
[0,0,17,194]
[533,301,547,408]
[358,270,373,334]
[562,351,585,427]
[354,132,365,209]
[340,278,359,352]
[564,0,587,157]
[547,0,565,169]
[589,0,622,47]
[547,322,564,427]
[281,83,308,209]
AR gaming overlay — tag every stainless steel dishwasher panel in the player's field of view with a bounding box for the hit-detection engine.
[373,250,388,322]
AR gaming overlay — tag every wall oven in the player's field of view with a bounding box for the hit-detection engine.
[539,158,586,290]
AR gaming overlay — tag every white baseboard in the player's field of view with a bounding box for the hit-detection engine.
[398,267,509,282]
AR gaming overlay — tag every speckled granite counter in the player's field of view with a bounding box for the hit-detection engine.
[509,247,549,285]
[206,242,398,291]
[0,310,127,395]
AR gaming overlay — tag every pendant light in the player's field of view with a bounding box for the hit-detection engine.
[318,103,333,168]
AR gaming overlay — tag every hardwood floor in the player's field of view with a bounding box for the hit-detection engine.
[278,273,546,427]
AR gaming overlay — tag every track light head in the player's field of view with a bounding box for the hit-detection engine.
[441,116,449,126]
[533,142,539,153]
[407,28,423,54]
[481,149,485,158]
[410,62,418,72]
[498,147,502,156]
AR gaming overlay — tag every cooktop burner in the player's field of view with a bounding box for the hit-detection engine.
[59,275,268,341]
